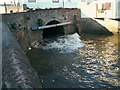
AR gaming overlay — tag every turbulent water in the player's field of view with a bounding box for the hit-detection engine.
[27,33,120,88]
[43,33,85,53]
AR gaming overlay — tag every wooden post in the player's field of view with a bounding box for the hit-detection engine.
[4,2,7,13]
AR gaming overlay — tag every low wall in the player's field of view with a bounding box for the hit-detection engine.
[80,18,113,35]
[2,22,42,88]
[94,18,120,34]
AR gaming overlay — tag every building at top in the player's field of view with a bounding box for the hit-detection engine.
[95,0,120,19]
[1,0,119,19]
[22,0,77,9]
[77,0,120,19]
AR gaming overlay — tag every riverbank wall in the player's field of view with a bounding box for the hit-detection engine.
[2,22,42,88]
[94,18,120,34]
[80,18,119,35]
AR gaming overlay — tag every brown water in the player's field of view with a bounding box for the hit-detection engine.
[27,34,120,88]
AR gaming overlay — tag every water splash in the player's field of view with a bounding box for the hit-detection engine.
[43,33,85,53]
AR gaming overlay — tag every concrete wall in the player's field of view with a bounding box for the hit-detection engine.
[0,7,5,14]
[116,0,120,19]
[2,22,42,88]
[0,5,25,14]
[2,8,81,51]
[77,2,97,18]
[80,18,113,35]
[94,18,120,34]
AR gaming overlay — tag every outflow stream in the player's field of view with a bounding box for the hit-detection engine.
[27,33,120,88]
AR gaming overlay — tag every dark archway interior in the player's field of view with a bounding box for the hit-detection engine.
[43,20,64,38]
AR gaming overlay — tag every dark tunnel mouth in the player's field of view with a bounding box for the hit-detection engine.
[43,20,65,39]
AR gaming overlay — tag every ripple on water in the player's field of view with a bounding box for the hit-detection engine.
[43,33,85,53]
[27,34,120,88]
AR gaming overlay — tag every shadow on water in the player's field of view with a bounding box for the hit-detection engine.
[27,49,54,75]
[27,34,120,88]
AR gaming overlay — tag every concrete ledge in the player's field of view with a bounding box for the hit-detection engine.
[94,18,120,34]
[80,18,113,35]
[2,22,42,88]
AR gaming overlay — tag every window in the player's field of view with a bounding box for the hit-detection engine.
[105,3,111,10]
[81,0,86,2]
[28,0,36,3]
[52,0,59,3]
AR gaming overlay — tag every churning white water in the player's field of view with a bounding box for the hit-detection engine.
[43,33,85,53]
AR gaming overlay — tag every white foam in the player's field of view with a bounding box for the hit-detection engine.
[43,33,85,53]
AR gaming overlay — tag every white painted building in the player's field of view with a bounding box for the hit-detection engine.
[22,0,78,9]
[21,0,96,9]
[95,0,120,19]
[1,0,119,19]
[77,0,120,19]
[112,0,120,19]
[77,0,98,18]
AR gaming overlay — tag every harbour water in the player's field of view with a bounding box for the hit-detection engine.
[27,33,120,88]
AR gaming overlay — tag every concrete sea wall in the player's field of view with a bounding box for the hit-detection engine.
[2,22,42,88]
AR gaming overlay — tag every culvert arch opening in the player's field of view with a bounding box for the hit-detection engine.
[43,20,65,39]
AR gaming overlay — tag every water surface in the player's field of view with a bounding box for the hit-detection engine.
[27,33,120,88]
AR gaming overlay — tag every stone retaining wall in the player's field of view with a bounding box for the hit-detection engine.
[2,22,42,88]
